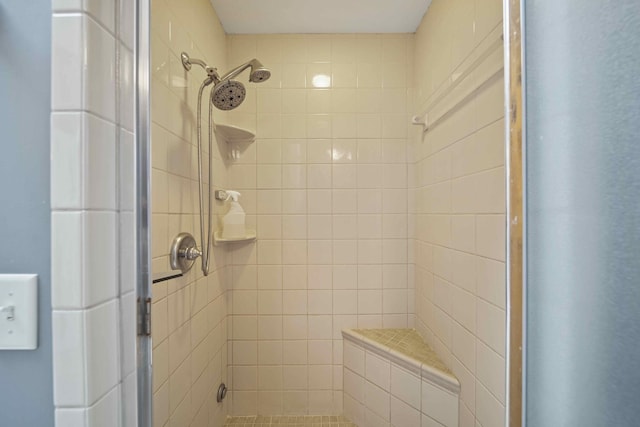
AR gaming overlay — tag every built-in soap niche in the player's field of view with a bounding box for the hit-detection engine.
[214,124,255,160]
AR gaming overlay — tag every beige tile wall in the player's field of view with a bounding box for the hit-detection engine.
[410,1,506,427]
[150,0,232,426]
[224,34,414,416]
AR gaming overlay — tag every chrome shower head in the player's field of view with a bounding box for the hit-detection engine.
[211,80,246,110]
[219,59,271,84]
[248,59,271,83]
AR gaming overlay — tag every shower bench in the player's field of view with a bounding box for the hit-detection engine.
[342,328,460,427]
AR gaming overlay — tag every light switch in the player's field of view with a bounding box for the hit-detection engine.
[0,274,38,350]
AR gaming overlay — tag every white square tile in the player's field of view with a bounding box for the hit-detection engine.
[256,316,279,340]
[333,290,357,314]
[282,239,307,264]
[359,265,383,289]
[83,212,118,306]
[391,396,421,427]
[119,292,137,377]
[476,214,506,261]
[365,351,391,391]
[258,290,283,315]
[233,341,258,365]
[152,381,169,427]
[86,386,120,426]
[391,365,421,410]
[85,16,116,121]
[358,290,382,314]
[84,114,117,210]
[364,380,390,421]
[52,15,83,110]
[364,407,391,427]
[475,381,505,427]
[450,358,475,417]
[477,299,505,356]
[344,367,365,402]
[53,311,86,406]
[51,113,83,209]
[344,393,364,426]
[421,380,458,427]
[283,340,308,364]
[308,240,333,264]
[308,290,332,314]
[283,365,307,390]
[476,340,506,404]
[84,301,120,405]
[308,365,333,390]
[307,265,332,290]
[333,215,357,239]
[452,322,476,374]
[333,265,358,290]
[258,366,283,390]
[55,408,86,427]
[308,340,333,365]
[343,341,365,376]
[52,212,83,309]
[308,315,332,339]
[152,340,168,392]
[476,257,506,309]
[119,47,135,132]
[358,240,383,264]
[283,315,307,339]
[233,366,258,391]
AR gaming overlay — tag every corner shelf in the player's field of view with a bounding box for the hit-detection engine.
[214,124,255,144]
[213,229,257,246]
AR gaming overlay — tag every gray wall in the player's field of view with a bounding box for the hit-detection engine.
[524,1,640,426]
[0,0,54,425]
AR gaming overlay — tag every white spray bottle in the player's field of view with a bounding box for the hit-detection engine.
[222,190,246,239]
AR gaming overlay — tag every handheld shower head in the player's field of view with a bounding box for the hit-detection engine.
[209,59,270,110]
[211,80,246,111]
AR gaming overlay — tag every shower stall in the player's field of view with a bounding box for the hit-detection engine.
[140,0,506,426]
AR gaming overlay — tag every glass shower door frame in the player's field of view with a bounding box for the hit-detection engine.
[135,0,153,426]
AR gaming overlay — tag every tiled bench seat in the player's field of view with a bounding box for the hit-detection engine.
[342,329,460,427]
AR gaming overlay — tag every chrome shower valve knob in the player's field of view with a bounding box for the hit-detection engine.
[183,246,202,261]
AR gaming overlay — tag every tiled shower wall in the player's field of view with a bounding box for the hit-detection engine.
[150,0,233,426]
[50,0,137,425]
[225,34,414,416]
[411,1,506,427]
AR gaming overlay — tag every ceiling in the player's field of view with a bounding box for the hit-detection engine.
[210,0,433,34]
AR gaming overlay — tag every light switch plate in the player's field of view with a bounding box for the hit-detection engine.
[0,274,38,350]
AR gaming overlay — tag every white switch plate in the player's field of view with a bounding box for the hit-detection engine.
[0,274,38,350]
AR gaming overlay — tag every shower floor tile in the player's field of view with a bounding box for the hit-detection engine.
[224,415,357,427]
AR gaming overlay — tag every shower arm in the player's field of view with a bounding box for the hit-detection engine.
[218,59,256,82]
[181,52,221,81]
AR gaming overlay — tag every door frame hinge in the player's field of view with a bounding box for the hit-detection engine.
[137,297,152,336]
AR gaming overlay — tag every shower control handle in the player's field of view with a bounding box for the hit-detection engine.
[170,232,202,274]
[182,246,202,261]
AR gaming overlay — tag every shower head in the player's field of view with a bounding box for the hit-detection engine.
[248,59,271,83]
[209,59,270,110]
[211,80,247,111]
[219,59,271,84]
